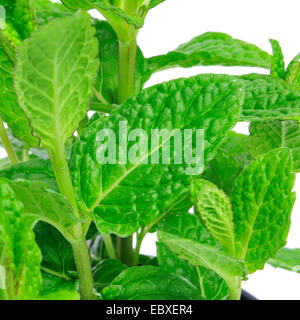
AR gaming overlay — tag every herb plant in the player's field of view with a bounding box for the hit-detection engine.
[0,0,299,301]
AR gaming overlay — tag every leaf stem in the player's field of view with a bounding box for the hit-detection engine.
[133,228,147,266]
[48,142,94,300]
[0,119,19,165]
[103,234,117,259]
[118,38,137,103]
[117,236,134,266]
[227,276,242,300]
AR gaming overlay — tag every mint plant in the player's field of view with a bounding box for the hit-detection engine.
[0,0,299,300]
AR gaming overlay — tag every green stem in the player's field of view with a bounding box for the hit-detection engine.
[118,38,137,104]
[0,119,19,165]
[116,11,139,264]
[133,228,146,266]
[117,236,133,266]
[227,277,242,300]
[103,234,117,260]
[71,238,95,300]
[48,142,94,300]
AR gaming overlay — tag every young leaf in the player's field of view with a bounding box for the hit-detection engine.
[70,74,243,237]
[191,179,235,256]
[14,12,99,151]
[268,248,300,273]
[202,132,252,195]
[158,231,245,286]
[284,52,300,85]
[238,74,300,120]
[101,266,203,300]
[34,222,76,280]
[93,259,127,291]
[157,210,229,300]
[0,48,39,146]
[4,179,81,238]
[148,0,166,9]
[249,120,300,172]
[231,148,296,273]
[94,20,149,104]
[0,159,58,191]
[147,32,271,73]
[0,179,41,300]
[270,39,285,78]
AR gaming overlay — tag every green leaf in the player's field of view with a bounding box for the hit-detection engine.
[0,159,58,191]
[268,248,300,273]
[94,20,149,104]
[191,179,235,256]
[34,222,76,280]
[157,210,229,300]
[158,231,245,286]
[249,120,300,172]
[101,266,203,300]
[0,179,41,300]
[70,74,243,237]
[4,179,81,237]
[31,0,73,26]
[202,132,252,195]
[147,32,271,73]
[93,259,127,291]
[148,0,165,9]
[284,53,300,85]
[270,39,285,78]
[238,74,300,120]
[231,148,296,273]
[39,272,79,300]
[0,47,39,146]
[14,12,99,151]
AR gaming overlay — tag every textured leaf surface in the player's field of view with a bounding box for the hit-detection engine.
[0,159,58,191]
[0,47,39,146]
[14,12,99,150]
[249,120,300,172]
[268,248,300,273]
[0,179,41,300]
[157,210,229,300]
[93,259,127,291]
[70,74,243,236]
[147,32,271,73]
[270,39,285,79]
[238,74,300,120]
[94,20,149,104]
[202,132,252,195]
[191,179,235,255]
[284,53,300,85]
[5,179,81,236]
[231,148,296,273]
[34,222,76,280]
[158,231,245,284]
[101,266,203,300]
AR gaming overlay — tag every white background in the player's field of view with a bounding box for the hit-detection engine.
[2,0,299,300]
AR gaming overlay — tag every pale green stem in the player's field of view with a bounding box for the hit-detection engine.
[0,119,19,165]
[133,228,147,266]
[103,234,117,260]
[48,142,94,300]
[227,277,242,300]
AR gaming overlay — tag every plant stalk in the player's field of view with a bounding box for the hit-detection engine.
[227,277,242,300]
[48,142,94,300]
[103,234,117,260]
[0,119,19,165]
[116,8,139,264]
